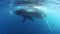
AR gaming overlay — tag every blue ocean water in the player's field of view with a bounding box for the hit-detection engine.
[0,0,60,34]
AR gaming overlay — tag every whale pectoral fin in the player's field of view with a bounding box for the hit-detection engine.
[21,18,26,24]
[21,17,33,24]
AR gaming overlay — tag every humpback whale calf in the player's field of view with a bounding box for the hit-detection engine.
[9,0,47,23]
[13,6,46,23]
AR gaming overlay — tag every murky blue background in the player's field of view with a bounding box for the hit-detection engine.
[0,0,60,34]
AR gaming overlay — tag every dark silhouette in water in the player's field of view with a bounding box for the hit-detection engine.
[13,9,45,23]
[12,0,46,23]
[14,0,46,6]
